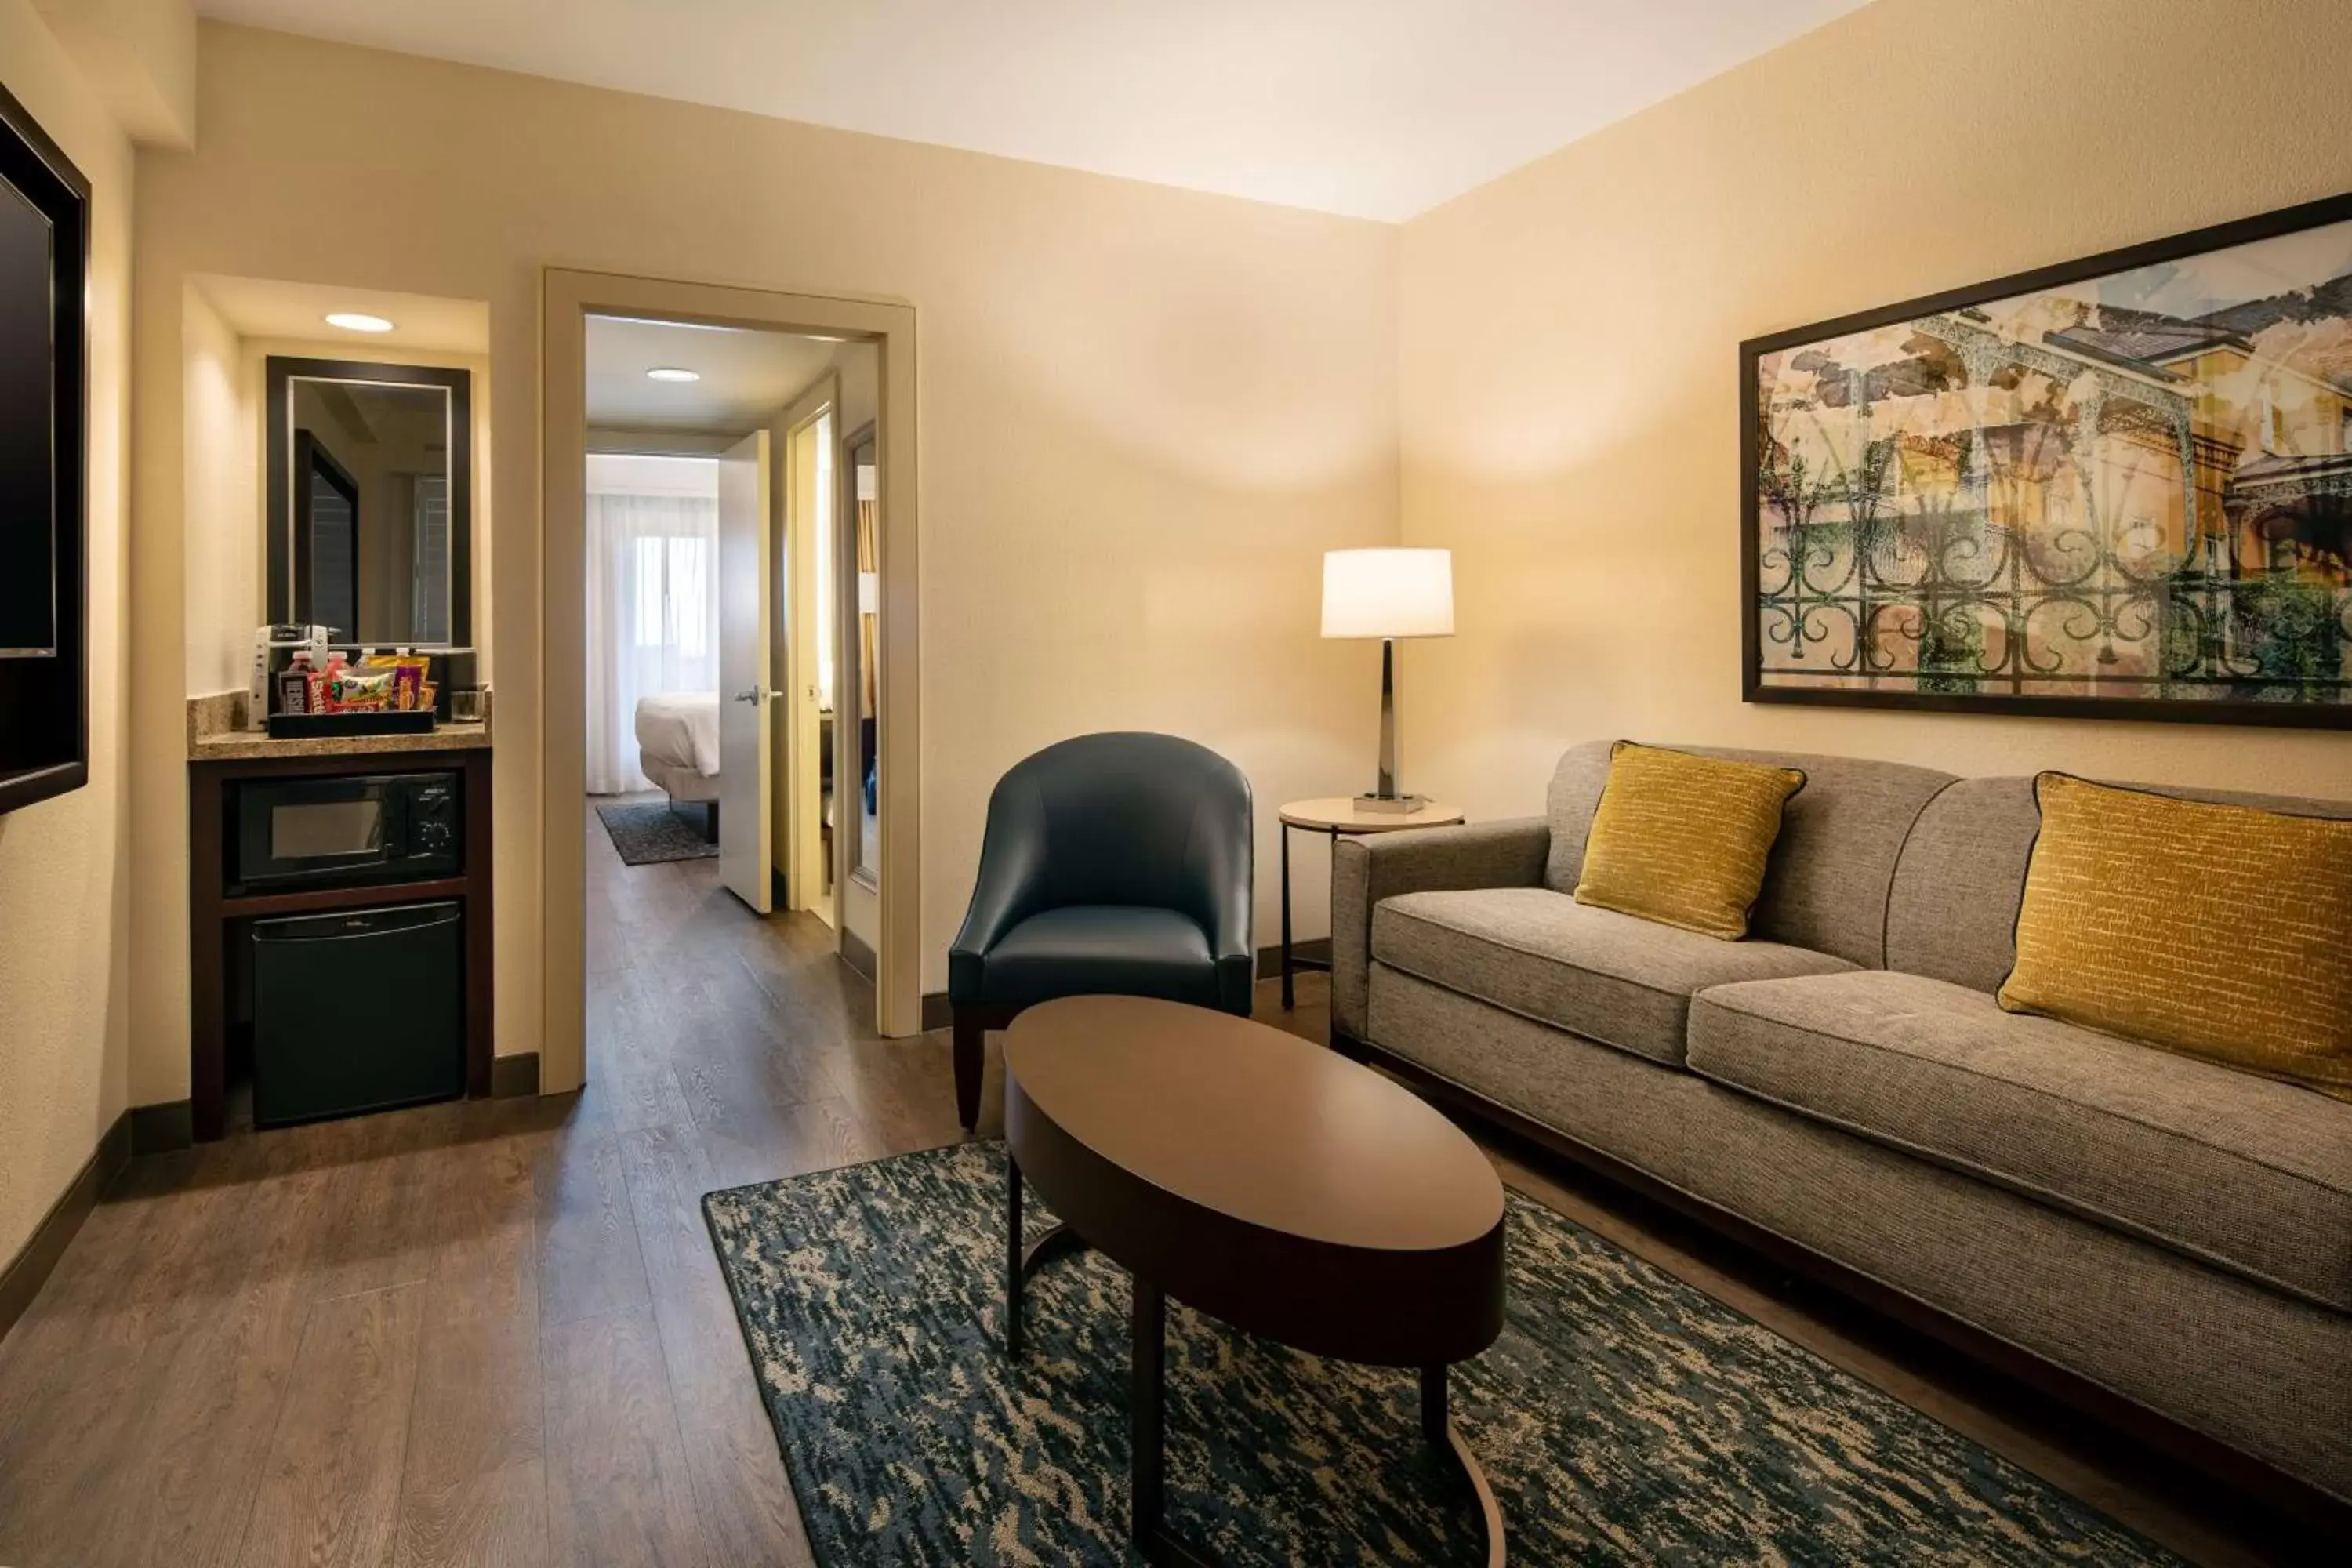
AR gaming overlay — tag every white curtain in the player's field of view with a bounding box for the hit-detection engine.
[585,473,721,794]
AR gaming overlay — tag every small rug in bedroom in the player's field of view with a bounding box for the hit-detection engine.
[594,799,717,865]
[701,1141,2177,1567]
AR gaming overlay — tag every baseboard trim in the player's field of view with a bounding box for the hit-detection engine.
[492,1051,542,1098]
[129,1099,194,1154]
[840,927,877,984]
[920,990,951,1032]
[0,1107,132,1347]
[1256,937,1331,980]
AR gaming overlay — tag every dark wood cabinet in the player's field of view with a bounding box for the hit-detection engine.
[187,746,494,1141]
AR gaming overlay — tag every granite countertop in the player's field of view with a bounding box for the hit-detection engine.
[187,691,493,761]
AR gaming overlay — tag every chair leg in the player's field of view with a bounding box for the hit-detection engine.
[953,1007,984,1131]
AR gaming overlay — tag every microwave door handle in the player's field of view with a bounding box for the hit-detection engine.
[385,786,409,862]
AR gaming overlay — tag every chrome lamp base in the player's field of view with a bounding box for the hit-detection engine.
[1356,792,1429,814]
[1358,637,1427,814]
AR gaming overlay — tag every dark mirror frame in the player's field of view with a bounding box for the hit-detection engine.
[265,357,473,647]
[0,82,90,817]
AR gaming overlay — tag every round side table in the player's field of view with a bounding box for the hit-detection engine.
[1277,797,1465,1010]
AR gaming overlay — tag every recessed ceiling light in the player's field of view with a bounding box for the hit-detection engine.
[325,311,394,333]
[645,366,701,383]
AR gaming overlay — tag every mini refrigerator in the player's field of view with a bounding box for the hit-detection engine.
[251,900,464,1127]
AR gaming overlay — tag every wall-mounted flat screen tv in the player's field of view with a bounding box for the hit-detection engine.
[0,81,89,816]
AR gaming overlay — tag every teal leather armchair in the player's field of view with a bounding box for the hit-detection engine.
[948,732,1254,1129]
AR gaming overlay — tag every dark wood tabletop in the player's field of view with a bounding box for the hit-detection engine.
[1003,994,1508,1565]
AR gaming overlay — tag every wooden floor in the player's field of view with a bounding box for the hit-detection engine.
[0,807,2303,1565]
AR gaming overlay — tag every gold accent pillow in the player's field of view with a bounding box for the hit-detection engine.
[1999,773,2352,1102]
[1573,742,1805,941]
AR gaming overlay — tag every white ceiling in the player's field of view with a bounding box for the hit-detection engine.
[193,0,1867,222]
[586,316,842,432]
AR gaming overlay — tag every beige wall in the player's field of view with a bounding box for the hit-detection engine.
[0,1,136,1265]
[126,20,1394,1093]
[180,281,255,697]
[1397,0,2352,824]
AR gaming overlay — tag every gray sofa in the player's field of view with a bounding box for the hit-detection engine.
[1331,739,2352,1514]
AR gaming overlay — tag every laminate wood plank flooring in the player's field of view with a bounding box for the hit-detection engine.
[0,799,2307,1566]
[234,1281,426,1568]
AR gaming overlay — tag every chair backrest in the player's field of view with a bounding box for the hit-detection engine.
[985,731,1252,933]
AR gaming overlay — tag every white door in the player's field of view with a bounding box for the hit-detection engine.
[716,429,773,913]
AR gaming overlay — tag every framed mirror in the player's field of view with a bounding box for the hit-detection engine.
[266,357,471,646]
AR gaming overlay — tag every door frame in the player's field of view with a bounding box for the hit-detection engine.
[543,269,922,1089]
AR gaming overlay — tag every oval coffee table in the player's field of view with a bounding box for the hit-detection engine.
[1004,994,1508,1566]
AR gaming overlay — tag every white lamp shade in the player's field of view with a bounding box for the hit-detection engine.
[1321,548,1454,639]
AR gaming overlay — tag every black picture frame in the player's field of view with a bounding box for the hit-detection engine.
[0,81,89,815]
[264,356,473,646]
[1740,189,2352,730]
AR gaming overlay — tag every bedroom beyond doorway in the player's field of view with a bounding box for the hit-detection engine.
[580,310,884,971]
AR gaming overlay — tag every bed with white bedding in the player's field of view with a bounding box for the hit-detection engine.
[635,691,721,828]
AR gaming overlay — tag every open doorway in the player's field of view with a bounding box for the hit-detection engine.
[579,315,839,911]
[545,272,920,1100]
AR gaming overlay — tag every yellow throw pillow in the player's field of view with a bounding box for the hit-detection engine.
[1999,773,2352,1102]
[1573,742,1805,940]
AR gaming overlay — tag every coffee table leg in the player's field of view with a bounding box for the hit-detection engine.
[1005,1153,1024,1358]
[1421,1364,1507,1567]
[1279,822,1295,1010]
[1006,1153,1087,1361]
[1131,1276,1164,1544]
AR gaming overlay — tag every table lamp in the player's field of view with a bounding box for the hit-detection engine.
[1322,547,1453,811]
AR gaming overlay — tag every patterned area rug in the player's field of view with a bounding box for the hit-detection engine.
[702,1142,2176,1566]
[593,799,717,865]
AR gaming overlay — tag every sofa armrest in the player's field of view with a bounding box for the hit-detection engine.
[1330,817,1550,1039]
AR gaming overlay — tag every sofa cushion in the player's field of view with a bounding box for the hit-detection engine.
[1371,887,1856,1067]
[2000,774,2352,1101]
[1545,739,1954,967]
[1573,742,1806,939]
[1688,969,2352,1312]
[1886,773,2352,996]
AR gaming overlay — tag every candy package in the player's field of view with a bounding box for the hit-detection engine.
[326,667,395,711]
[304,652,347,716]
[360,654,433,713]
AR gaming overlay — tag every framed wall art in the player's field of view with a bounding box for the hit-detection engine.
[1742,192,2352,728]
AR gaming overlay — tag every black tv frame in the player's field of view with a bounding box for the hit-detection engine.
[0,80,89,816]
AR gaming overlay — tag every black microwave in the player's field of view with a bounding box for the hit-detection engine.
[230,771,460,895]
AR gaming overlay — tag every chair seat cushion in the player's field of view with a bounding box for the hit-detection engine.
[977,906,1219,1009]
[1370,887,1855,1067]
[1688,969,2352,1312]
